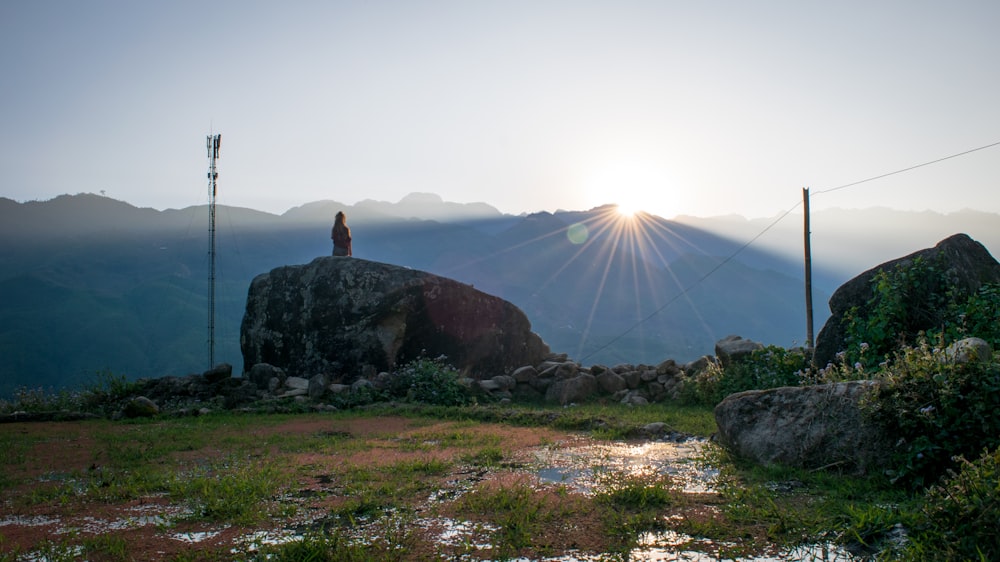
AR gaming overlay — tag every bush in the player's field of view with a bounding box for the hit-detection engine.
[0,386,85,414]
[863,340,1000,489]
[906,447,1000,560]
[0,371,143,415]
[682,346,808,406]
[384,356,472,407]
[939,282,1000,351]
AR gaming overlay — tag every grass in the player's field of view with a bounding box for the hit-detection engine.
[462,445,506,468]
[456,477,549,555]
[168,459,287,525]
[690,445,915,557]
[596,468,677,510]
[0,401,938,560]
[408,401,718,439]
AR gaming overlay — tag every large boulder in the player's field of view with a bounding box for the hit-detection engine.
[247,363,286,391]
[240,257,550,382]
[714,381,890,474]
[943,336,993,365]
[545,373,598,405]
[715,335,764,367]
[815,233,1000,366]
[121,396,159,419]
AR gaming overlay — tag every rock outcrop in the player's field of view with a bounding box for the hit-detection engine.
[715,335,764,367]
[713,381,891,474]
[137,362,258,410]
[471,353,713,406]
[240,257,550,382]
[815,233,1000,366]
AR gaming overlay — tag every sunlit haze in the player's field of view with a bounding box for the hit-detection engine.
[2,2,999,219]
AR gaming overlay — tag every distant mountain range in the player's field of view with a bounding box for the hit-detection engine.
[2,192,997,397]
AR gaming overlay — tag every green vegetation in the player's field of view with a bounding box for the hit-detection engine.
[0,369,145,417]
[596,469,676,510]
[704,447,915,560]
[169,460,287,525]
[843,256,955,367]
[248,529,410,562]
[384,356,474,406]
[662,260,1000,559]
[456,477,555,555]
[908,447,1000,560]
[843,257,1000,369]
[682,345,810,405]
[863,339,1000,489]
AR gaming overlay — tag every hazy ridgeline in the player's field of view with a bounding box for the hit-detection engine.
[2,192,997,396]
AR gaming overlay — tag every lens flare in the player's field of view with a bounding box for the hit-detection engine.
[567,222,589,244]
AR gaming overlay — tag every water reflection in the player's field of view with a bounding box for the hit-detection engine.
[533,438,718,494]
[526,438,861,562]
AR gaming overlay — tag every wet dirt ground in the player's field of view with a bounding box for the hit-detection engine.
[0,415,860,560]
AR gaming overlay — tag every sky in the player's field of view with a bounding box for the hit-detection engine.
[2,1,999,219]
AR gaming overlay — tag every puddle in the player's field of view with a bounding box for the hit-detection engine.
[174,529,227,544]
[0,515,61,528]
[629,529,860,561]
[418,517,498,551]
[533,437,718,494]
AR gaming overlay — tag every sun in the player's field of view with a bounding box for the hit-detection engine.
[581,155,669,219]
[615,203,638,218]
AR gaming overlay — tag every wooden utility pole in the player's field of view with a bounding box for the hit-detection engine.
[803,187,814,354]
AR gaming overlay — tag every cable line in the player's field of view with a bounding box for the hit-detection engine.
[815,139,1000,195]
[580,138,1000,363]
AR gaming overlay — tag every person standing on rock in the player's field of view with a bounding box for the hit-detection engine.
[331,211,352,257]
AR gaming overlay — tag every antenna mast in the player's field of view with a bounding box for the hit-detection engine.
[206,133,221,368]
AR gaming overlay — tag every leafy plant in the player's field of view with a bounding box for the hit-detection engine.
[862,340,1000,489]
[385,356,472,406]
[938,282,1000,350]
[905,447,1000,560]
[0,370,145,416]
[682,346,808,406]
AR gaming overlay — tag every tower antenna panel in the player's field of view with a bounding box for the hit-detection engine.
[206,133,221,369]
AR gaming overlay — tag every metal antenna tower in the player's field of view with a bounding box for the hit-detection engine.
[206,133,221,368]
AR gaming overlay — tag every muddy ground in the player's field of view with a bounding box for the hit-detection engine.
[0,413,845,561]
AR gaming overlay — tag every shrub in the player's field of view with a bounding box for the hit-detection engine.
[0,370,143,414]
[906,447,1000,560]
[682,346,808,406]
[384,356,472,407]
[0,386,84,414]
[863,340,1000,489]
[939,282,1000,351]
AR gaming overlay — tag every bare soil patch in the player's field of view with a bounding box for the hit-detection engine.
[0,413,724,560]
